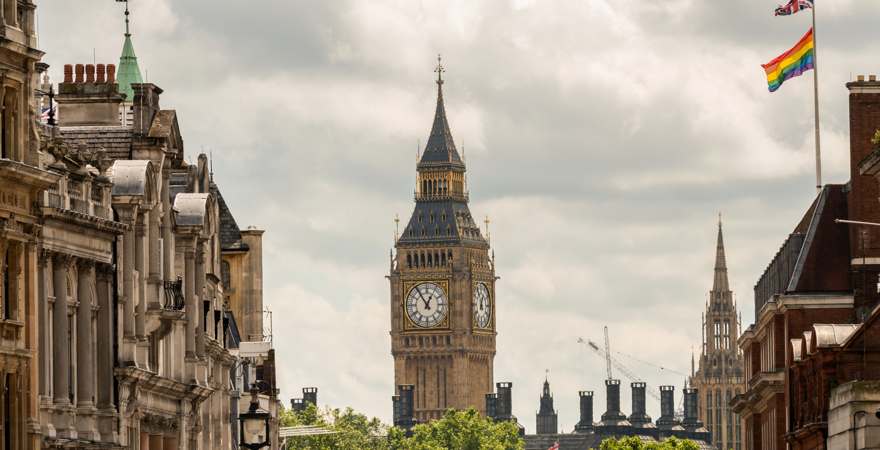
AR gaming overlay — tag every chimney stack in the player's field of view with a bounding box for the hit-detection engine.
[656,385,679,429]
[485,393,497,419]
[394,385,417,432]
[85,64,95,83]
[628,382,652,426]
[496,382,513,420]
[131,83,164,136]
[600,379,626,422]
[290,398,304,412]
[574,390,594,433]
[56,62,125,126]
[682,388,699,428]
[302,387,318,407]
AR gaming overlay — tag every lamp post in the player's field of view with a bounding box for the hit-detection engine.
[239,383,270,449]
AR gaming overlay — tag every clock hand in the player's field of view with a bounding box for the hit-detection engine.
[424,296,432,311]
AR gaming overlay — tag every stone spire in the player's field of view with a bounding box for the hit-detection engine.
[117,0,143,101]
[418,55,464,169]
[712,214,730,294]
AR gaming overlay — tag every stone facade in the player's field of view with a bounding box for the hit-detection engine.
[389,64,496,422]
[0,1,278,446]
[689,218,744,450]
[0,2,59,449]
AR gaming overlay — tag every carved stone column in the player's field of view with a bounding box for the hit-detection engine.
[147,206,162,310]
[95,263,116,441]
[75,260,95,407]
[135,211,148,368]
[51,253,74,437]
[184,242,196,359]
[135,211,146,338]
[37,249,50,399]
[120,209,136,342]
[76,259,98,440]
[194,241,206,358]
[161,173,174,282]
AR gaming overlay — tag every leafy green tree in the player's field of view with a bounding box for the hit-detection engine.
[599,436,701,450]
[390,408,524,450]
[281,403,389,450]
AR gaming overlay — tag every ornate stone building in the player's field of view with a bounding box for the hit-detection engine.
[690,218,744,450]
[0,1,58,448]
[389,60,496,422]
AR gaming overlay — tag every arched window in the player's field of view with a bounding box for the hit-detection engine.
[407,254,412,268]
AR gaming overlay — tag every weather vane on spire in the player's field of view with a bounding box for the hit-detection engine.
[435,54,445,85]
[116,0,131,36]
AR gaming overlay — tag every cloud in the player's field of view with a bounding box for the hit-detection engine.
[38,0,880,433]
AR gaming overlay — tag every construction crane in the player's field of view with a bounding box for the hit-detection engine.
[577,326,661,402]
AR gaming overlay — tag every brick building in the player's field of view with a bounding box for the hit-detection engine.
[731,74,880,450]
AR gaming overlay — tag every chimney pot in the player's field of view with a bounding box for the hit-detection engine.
[96,64,106,83]
[63,64,73,83]
[858,75,866,82]
[74,64,85,83]
[85,64,95,83]
[107,64,116,84]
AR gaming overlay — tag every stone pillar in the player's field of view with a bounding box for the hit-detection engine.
[140,431,150,450]
[147,206,162,308]
[184,243,196,358]
[76,260,95,407]
[135,211,146,338]
[95,264,116,440]
[51,253,74,438]
[122,212,136,341]
[194,241,205,358]
[161,171,174,282]
[135,211,148,368]
[37,250,50,399]
[52,254,71,405]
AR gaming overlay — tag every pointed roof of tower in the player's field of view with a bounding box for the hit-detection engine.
[418,55,465,169]
[117,2,143,101]
[712,214,730,292]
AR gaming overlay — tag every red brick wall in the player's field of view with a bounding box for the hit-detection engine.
[847,81,880,256]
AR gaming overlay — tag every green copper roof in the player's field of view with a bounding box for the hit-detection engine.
[117,34,143,101]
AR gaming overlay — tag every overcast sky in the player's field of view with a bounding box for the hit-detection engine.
[39,0,880,433]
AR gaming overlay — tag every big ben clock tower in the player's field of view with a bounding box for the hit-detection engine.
[389,57,496,422]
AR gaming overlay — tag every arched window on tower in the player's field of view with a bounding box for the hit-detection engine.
[407,253,412,268]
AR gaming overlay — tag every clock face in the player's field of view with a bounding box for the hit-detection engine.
[473,282,491,329]
[405,282,448,328]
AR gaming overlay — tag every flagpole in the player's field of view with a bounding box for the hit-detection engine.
[811,2,822,192]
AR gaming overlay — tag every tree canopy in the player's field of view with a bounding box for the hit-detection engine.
[599,436,701,450]
[390,408,525,450]
[280,403,389,450]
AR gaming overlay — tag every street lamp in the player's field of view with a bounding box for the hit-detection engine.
[239,383,270,449]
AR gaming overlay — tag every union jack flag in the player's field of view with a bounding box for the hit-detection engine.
[40,105,54,123]
[775,0,813,16]
[547,442,560,450]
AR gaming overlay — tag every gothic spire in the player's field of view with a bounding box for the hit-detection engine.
[418,55,464,169]
[712,214,730,293]
[117,0,143,101]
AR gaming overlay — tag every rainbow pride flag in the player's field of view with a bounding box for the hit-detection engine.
[762,28,815,92]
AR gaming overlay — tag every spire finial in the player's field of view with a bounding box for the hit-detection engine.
[434,54,445,86]
[118,0,131,37]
